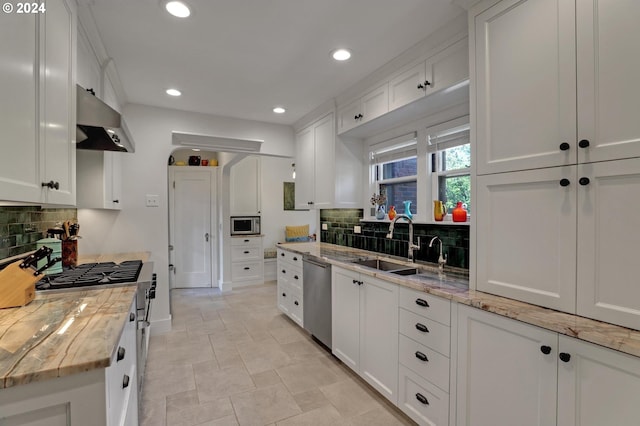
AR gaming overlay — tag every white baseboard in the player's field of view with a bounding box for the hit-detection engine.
[150,316,172,335]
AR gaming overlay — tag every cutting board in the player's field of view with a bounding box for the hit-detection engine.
[0,261,40,309]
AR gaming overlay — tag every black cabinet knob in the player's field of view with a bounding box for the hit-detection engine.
[87,88,96,95]
[415,323,429,333]
[282,292,286,297]
[280,252,285,256]
[294,300,299,306]
[129,312,135,322]
[282,269,286,274]
[578,139,590,148]
[560,178,571,187]
[354,114,359,120]
[117,347,126,362]
[415,351,428,362]
[294,275,299,280]
[358,280,363,286]
[540,345,552,355]
[41,180,60,190]
[417,81,431,90]
[113,200,120,203]
[559,142,570,151]
[122,374,130,389]
[559,352,571,363]
[579,177,590,186]
[415,298,429,307]
[416,393,429,405]
[352,279,358,285]
[293,257,298,261]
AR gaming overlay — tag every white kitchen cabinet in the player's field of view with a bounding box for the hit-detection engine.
[389,38,468,113]
[230,156,261,215]
[331,266,399,404]
[557,335,640,426]
[337,83,388,134]
[0,0,76,205]
[295,112,361,209]
[456,305,558,426]
[474,0,640,175]
[76,150,123,210]
[231,236,264,287]
[276,248,303,326]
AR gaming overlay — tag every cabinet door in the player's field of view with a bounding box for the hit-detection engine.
[389,62,425,111]
[477,167,578,313]
[360,83,388,125]
[576,158,640,330]
[577,0,640,163]
[557,335,640,426]
[474,0,576,175]
[331,267,361,371]
[337,98,361,134]
[457,306,558,426]
[311,113,335,208]
[359,276,399,404]
[42,0,76,205]
[0,13,42,203]
[230,156,261,215]
[427,38,468,93]
[108,152,123,209]
[294,125,315,209]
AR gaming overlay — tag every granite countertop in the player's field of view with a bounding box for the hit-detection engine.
[277,242,640,359]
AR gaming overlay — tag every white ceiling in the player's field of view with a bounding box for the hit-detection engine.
[83,0,465,125]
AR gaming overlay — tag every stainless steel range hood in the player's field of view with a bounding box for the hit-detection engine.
[76,84,134,153]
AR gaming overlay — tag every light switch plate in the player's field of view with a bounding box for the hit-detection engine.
[321,223,328,230]
[145,194,159,207]
[354,225,361,234]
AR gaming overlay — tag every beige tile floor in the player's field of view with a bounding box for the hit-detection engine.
[140,282,416,426]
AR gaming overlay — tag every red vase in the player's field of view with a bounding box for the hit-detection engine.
[388,206,396,220]
[452,202,467,222]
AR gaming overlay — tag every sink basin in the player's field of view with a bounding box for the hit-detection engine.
[353,259,411,271]
[391,268,420,276]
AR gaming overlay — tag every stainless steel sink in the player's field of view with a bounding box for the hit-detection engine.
[353,258,411,271]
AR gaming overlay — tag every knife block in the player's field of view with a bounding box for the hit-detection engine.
[0,261,39,309]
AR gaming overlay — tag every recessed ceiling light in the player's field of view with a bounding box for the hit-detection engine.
[332,48,352,61]
[273,107,286,114]
[166,88,181,96]
[191,148,200,152]
[165,1,190,18]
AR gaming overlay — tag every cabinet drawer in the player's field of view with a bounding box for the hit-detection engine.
[232,245,262,261]
[399,334,449,392]
[232,237,262,248]
[399,308,450,357]
[399,286,450,325]
[232,261,264,280]
[398,364,449,426]
[288,288,303,327]
[277,263,303,292]
[277,248,303,267]
[277,282,290,315]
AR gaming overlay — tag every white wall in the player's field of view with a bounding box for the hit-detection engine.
[78,103,295,333]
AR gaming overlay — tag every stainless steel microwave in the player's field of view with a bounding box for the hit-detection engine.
[230,216,261,235]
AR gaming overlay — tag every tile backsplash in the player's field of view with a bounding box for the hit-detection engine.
[0,206,77,260]
[320,208,470,269]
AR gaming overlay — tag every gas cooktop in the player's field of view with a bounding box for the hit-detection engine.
[36,260,143,291]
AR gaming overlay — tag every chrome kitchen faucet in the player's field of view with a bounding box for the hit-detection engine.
[386,214,420,262]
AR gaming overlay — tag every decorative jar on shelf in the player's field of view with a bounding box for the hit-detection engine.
[452,202,467,222]
[433,200,445,221]
[388,206,396,220]
[376,205,386,220]
[403,200,413,219]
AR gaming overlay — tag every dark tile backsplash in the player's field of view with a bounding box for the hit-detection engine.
[320,208,469,269]
[0,206,77,260]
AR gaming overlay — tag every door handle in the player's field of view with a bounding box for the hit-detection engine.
[205,233,209,242]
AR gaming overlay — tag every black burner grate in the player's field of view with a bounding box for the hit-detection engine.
[36,260,143,290]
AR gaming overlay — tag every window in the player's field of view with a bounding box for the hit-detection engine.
[428,117,471,217]
[370,134,418,216]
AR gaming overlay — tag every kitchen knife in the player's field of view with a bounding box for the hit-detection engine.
[19,247,53,269]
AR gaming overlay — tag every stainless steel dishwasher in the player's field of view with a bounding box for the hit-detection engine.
[303,255,332,349]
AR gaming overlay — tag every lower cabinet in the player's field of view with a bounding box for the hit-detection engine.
[331,266,399,404]
[231,236,264,286]
[457,304,640,426]
[276,248,303,326]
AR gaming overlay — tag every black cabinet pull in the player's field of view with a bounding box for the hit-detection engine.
[244,250,250,254]
[122,375,130,389]
[415,393,429,405]
[352,279,358,285]
[358,280,363,286]
[540,345,552,355]
[354,114,359,120]
[41,180,60,190]
[560,178,571,187]
[578,139,590,148]
[117,347,125,362]
[559,352,571,363]
[417,81,431,90]
[244,267,250,270]
[415,323,429,333]
[559,142,570,151]
[113,199,120,203]
[579,177,590,186]
[415,351,428,362]
[415,298,429,307]
[244,239,250,242]
[129,312,135,322]
[294,300,299,306]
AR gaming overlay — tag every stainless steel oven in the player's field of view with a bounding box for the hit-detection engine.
[230,216,261,235]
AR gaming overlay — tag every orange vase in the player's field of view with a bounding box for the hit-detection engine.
[452,202,467,222]
[388,206,396,220]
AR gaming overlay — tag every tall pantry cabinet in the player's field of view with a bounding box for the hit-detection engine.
[472,0,640,329]
[0,0,76,205]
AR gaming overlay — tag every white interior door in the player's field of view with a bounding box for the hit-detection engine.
[170,168,215,288]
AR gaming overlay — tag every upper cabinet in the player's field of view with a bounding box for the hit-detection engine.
[76,150,123,210]
[389,38,468,112]
[475,0,640,175]
[295,112,362,209]
[337,83,389,134]
[0,0,77,205]
[230,156,261,215]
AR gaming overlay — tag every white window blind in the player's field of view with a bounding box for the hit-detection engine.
[427,116,470,153]
[370,132,417,164]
